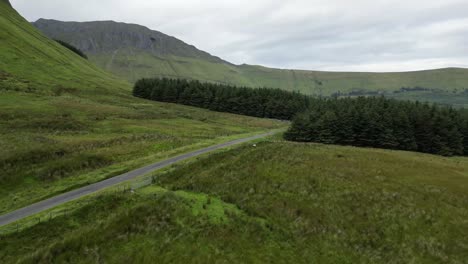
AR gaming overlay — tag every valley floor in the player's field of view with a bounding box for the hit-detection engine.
[0,91,284,214]
[1,137,467,263]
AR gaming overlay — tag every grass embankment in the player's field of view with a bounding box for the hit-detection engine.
[0,0,285,214]
[2,139,467,263]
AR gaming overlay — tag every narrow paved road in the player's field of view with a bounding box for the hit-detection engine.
[0,131,276,227]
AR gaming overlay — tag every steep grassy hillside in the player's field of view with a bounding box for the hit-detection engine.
[0,1,284,214]
[0,7,128,94]
[34,19,468,106]
[1,139,467,263]
[1,0,10,6]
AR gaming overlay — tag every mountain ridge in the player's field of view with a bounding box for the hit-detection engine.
[33,18,227,64]
[33,18,468,106]
[34,18,467,75]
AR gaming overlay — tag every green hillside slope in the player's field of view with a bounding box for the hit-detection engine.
[1,139,467,263]
[34,19,468,106]
[0,1,283,214]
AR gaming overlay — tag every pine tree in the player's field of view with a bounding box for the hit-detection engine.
[379,111,398,149]
[284,112,312,142]
[316,110,339,144]
[393,109,417,150]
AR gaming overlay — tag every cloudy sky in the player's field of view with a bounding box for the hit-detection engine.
[10,0,468,72]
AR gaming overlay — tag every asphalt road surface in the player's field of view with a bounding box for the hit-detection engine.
[0,131,276,227]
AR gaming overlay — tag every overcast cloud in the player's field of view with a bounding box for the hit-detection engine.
[10,0,468,72]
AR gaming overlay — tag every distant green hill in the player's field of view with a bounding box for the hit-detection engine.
[33,19,468,106]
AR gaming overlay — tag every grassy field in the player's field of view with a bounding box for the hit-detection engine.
[1,138,467,263]
[0,0,284,214]
[0,91,283,214]
[386,90,468,108]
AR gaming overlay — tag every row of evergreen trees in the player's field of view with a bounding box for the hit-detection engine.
[54,39,88,59]
[133,78,468,156]
[284,97,468,156]
[133,78,309,120]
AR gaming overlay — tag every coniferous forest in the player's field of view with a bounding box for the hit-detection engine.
[134,78,468,156]
[133,78,309,120]
[285,97,468,156]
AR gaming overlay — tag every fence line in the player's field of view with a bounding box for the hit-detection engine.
[0,179,157,238]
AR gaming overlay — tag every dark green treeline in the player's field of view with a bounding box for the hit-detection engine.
[284,97,468,156]
[54,39,88,59]
[133,78,309,120]
[133,78,468,156]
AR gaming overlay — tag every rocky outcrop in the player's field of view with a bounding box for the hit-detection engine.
[33,19,226,63]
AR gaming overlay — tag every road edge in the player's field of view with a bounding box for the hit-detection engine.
[0,130,279,227]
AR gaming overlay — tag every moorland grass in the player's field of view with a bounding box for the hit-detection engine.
[1,139,467,263]
[0,91,283,213]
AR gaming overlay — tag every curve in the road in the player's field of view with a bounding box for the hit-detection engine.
[0,131,276,227]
